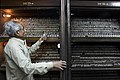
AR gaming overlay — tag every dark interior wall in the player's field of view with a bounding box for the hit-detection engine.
[0,71,6,80]
[0,10,4,34]
[0,10,8,80]
[0,10,11,35]
[0,42,6,80]
[0,42,5,66]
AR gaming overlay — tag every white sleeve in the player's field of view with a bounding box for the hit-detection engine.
[27,40,43,54]
[9,44,53,75]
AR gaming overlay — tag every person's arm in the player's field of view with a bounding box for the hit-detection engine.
[27,40,43,54]
[27,33,47,54]
[9,44,53,75]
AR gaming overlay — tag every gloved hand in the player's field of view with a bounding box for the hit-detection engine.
[39,33,47,42]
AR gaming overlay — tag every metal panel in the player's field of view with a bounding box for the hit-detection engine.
[60,0,68,80]
[67,0,72,80]
[1,0,60,7]
[71,1,120,7]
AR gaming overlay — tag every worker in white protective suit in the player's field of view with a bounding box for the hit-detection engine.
[3,21,66,80]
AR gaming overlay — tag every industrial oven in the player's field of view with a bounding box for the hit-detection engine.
[1,0,120,80]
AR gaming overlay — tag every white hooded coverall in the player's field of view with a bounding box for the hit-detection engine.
[4,37,53,80]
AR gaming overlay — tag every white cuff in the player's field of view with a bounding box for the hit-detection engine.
[46,62,53,70]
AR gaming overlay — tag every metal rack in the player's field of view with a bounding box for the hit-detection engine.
[67,0,120,80]
[1,0,120,80]
[1,0,67,80]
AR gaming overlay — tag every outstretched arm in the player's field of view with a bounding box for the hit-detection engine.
[27,33,47,54]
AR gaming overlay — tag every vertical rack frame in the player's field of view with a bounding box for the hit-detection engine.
[67,0,71,80]
[60,0,68,80]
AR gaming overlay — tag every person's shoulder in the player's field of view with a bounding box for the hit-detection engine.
[7,38,20,47]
